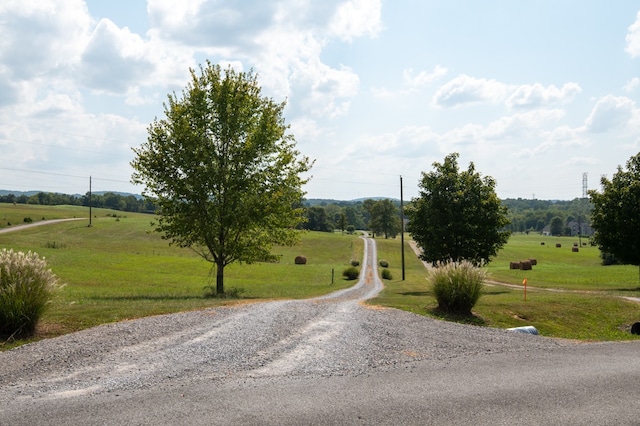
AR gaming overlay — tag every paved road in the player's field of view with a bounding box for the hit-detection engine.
[1,237,640,425]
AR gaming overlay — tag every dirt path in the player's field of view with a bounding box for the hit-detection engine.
[0,218,86,234]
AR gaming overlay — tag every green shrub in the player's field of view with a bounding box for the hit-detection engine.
[350,260,360,267]
[346,225,356,234]
[381,268,392,280]
[342,266,359,280]
[0,249,60,338]
[44,241,66,249]
[600,251,620,266]
[379,259,389,268]
[429,260,486,315]
[23,217,33,223]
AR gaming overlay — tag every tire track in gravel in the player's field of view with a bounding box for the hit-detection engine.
[0,237,387,401]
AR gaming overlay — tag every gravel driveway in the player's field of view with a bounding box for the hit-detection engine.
[3,237,636,425]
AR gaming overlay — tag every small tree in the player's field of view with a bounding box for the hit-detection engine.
[549,216,564,236]
[589,153,640,278]
[406,153,510,265]
[368,199,400,239]
[132,62,312,295]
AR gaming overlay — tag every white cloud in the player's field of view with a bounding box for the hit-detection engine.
[624,77,640,92]
[372,66,448,98]
[404,66,448,89]
[328,0,383,41]
[432,74,511,107]
[0,0,91,80]
[506,82,582,109]
[434,75,582,109]
[626,11,640,58]
[584,95,636,133]
[80,19,153,94]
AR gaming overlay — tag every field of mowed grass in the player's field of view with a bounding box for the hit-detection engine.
[370,234,640,341]
[487,233,640,292]
[0,203,89,229]
[0,204,362,347]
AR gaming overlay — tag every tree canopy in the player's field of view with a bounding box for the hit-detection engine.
[589,152,640,268]
[366,199,400,239]
[406,153,510,265]
[131,62,312,295]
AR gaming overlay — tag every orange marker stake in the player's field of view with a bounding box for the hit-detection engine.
[523,278,528,301]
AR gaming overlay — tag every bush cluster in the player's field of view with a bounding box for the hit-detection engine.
[350,260,360,267]
[379,260,389,268]
[428,260,486,315]
[381,268,392,280]
[342,266,359,280]
[0,249,60,338]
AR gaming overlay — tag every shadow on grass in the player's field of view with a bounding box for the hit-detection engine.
[615,287,640,293]
[399,291,431,297]
[428,307,487,326]
[483,289,512,296]
[89,295,208,301]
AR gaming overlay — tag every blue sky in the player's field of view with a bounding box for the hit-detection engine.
[1,1,639,201]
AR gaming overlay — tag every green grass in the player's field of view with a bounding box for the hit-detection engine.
[486,234,640,292]
[0,206,361,348]
[0,204,89,229]
[369,234,640,341]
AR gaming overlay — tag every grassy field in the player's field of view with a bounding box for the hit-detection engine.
[0,204,361,348]
[370,233,640,341]
[3,203,640,344]
[0,204,90,229]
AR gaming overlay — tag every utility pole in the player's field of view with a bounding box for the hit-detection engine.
[400,175,405,280]
[88,176,92,227]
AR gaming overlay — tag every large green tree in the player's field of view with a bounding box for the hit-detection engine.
[368,199,400,239]
[131,62,312,295]
[406,153,510,265]
[589,152,640,272]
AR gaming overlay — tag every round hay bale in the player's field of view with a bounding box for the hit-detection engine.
[520,260,532,270]
[573,242,578,247]
[555,243,562,248]
[294,255,307,265]
[528,258,537,266]
[631,322,640,335]
[572,247,579,252]
[510,261,521,270]
[540,242,545,245]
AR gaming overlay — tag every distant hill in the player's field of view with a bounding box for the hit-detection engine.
[0,190,142,199]
[304,197,400,206]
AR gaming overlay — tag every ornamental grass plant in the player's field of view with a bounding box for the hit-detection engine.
[0,249,60,338]
[429,260,486,315]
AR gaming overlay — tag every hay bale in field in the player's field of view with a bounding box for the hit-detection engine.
[540,242,545,245]
[520,260,532,270]
[573,242,578,247]
[528,258,537,266]
[510,261,521,270]
[572,247,579,253]
[556,243,562,248]
[294,255,307,265]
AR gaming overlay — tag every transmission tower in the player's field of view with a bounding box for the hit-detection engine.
[582,172,588,199]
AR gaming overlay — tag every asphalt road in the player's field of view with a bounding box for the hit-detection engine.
[1,237,640,425]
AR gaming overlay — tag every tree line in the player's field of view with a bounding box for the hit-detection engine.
[301,198,401,238]
[0,191,156,213]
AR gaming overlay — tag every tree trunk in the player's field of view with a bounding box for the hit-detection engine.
[216,260,225,295]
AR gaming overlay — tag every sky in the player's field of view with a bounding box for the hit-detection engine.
[1,1,639,201]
